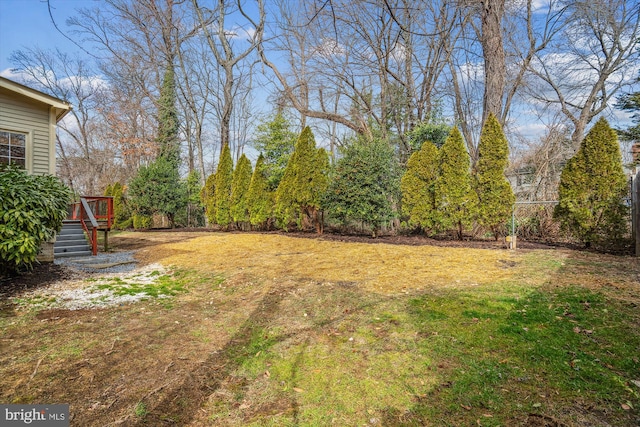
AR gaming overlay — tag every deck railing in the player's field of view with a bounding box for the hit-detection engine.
[68,196,114,256]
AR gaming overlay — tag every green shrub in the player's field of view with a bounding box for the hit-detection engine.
[0,165,71,274]
[474,113,515,239]
[325,137,401,237]
[214,144,234,227]
[201,172,216,225]
[554,118,628,247]
[401,140,439,234]
[128,156,186,228]
[275,127,329,232]
[247,154,273,229]
[436,127,477,239]
[116,217,134,230]
[230,154,253,227]
[133,214,152,230]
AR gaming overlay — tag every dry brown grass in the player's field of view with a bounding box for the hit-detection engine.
[122,231,532,294]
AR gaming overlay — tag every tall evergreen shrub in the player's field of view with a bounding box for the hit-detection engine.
[401,141,439,234]
[275,127,329,232]
[214,144,233,227]
[474,113,515,239]
[247,154,272,228]
[436,127,477,239]
[554,118,628,247]
[230,154,253,228]
[324,137,400,237]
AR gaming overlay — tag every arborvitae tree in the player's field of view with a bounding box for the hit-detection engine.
[104,184,113,196]
[247,154,272,229]
[325,137,401,237]
[214,144,234,228]
[230,154,253,229]
[253,112,297,190]
[474,113,515,239]
[275,127,329,232]
[554,118,628,247]
[401,141,439,234]
[309,148,331,233]
[111,182,131,229]
[436,127,477,239]
[201,172,216,226]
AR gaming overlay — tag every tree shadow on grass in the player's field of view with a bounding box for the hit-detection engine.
[132,284,298,425]
[133,280,395,426]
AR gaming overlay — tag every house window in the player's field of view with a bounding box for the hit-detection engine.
[0,130,27,168]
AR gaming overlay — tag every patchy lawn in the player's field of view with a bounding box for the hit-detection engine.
[1,231,639,426]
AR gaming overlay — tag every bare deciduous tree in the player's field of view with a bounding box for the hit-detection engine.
[9,48,129,194]
[190,0,265,152]
[528,0,640,148]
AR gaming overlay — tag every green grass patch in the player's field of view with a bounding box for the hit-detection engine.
[92,269,191,298]
[225,268,638,426]
[399,283,640,425]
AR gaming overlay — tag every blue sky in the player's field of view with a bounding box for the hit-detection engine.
[0,0,95,72]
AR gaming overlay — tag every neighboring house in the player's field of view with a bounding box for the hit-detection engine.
[0,76,71,175]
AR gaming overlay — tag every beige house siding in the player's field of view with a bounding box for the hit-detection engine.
[0,87,53,175]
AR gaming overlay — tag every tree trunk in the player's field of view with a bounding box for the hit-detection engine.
[480,0,506,126]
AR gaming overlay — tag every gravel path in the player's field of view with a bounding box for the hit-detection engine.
[54,251,138,274]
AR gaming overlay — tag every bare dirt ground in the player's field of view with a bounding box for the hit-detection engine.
[0,231,638,426]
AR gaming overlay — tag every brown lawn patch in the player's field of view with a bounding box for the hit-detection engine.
[123,231,533,294]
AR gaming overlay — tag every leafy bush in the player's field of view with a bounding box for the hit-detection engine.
[0,165,71,274]
[132,214,152,230]
[128,156,186,228]
[325,137,400,237]
[554,118,628,247]
[117,217,134,230]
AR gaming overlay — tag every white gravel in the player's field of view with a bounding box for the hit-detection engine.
[13,262,170,310]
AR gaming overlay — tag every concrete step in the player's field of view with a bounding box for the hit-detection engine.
[55,244,91,254]
[56,233,87,241]
[59,226,84,234]
[54,250,93,258]
[55,240,89,248]
[55,220,92,258]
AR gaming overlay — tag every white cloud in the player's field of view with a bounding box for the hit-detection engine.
[457,61,484,85]
[315,38,347,58]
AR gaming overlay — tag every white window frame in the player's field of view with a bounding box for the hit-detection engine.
[0,128,32,173]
